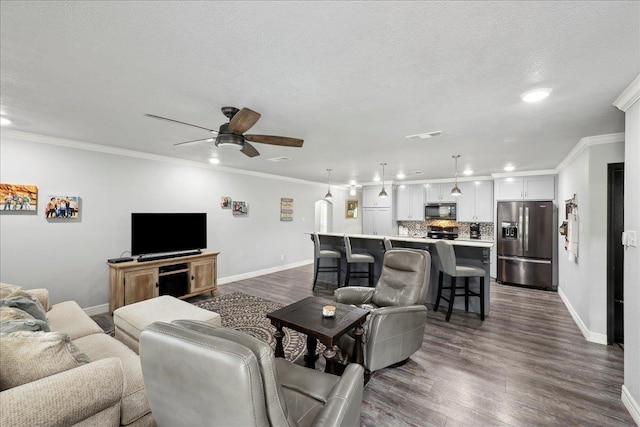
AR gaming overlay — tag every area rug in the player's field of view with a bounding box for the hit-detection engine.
[193,292,307,362]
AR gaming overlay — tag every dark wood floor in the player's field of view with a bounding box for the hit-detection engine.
[97,265,634,426]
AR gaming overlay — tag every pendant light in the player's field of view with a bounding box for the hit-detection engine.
[324,169,333,200]
[450,155,462,196]
[378,163,388,198]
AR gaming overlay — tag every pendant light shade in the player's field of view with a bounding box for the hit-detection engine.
[378,163,388,198]
[325,168,333,200]
[450,155,462,196]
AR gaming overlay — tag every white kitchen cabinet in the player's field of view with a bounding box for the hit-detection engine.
[425,182,457,203]
[495,176,555,201]
[362,185,392,208]
[396,185,425,221]
[457,181,494,222]
[362,207,392,236]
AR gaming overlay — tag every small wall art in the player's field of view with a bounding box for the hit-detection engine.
[280,198,293,221]
[232,201,248,216]
[1,183,37,213]
[345,200,358,219]
[45,196,80,219]
[221,196,232,209]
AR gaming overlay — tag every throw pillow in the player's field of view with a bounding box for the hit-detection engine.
[0,331,90,391]
[0,296,48,322]
[0,319,50,334]
[0,283,22,299]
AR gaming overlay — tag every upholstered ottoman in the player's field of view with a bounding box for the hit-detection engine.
[114,295,221,353]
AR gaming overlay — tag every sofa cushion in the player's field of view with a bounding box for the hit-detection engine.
[0,331,90,391]
[74,333,151,425]
[47,301,104,340]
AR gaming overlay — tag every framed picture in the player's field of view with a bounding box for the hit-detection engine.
[1,183,37,213]
[345,200,358,219]
[221,196,232,208]
[232,201,248,216]
[45,196,80,219]
[280,198,293,221]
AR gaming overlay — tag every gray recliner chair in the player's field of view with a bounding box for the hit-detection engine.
[139,319,364,427]
[334,249,431,372]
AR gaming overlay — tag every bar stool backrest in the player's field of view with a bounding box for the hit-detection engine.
[383,238,392,251]
[435,240,457,276]
[343,235,355,262]
[313,233,322,256]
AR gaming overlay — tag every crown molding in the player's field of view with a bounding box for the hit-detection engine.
[555,132,625,172]
[0,129,327,188]
[613,73,640,112]
[491,169,557,179]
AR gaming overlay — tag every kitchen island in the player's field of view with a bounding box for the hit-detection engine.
[311,233,493,316]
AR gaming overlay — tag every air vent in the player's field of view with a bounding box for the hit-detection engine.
[406,131,443,141]
[411,170,424,175]
[268,156,292,162]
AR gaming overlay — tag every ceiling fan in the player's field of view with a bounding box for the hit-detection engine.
[146,106,304,158]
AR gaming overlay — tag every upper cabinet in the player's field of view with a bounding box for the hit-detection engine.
[457,181,494,222]
[495,176,555,201]
[362,185,392,208]
[396,185,425,221]
[425,182,457,203]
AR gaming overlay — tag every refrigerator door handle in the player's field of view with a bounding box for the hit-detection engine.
[498,255,552,264]
[518,206,524,250]
[524,206,530,252]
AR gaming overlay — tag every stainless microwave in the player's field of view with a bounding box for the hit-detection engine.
[424,203,456,220]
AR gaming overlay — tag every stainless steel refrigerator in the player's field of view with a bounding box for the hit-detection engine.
[497,201,554,289]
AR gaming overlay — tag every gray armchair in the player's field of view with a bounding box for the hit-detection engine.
[139,320,363,427]
[334,249,431,372]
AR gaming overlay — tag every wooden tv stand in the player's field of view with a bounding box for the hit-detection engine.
[108,250,219,313]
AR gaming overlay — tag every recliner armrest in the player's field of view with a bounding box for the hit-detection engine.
[334,287,375,305]
[370,304,428,316]
[311,363,364,427]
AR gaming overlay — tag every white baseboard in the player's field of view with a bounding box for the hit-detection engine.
[83,260,314,316]
[622,385,640,426]
[557,287,608,345]
[218,259,313,285]
[84,303,110,316]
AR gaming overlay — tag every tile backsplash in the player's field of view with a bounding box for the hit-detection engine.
[397,220,494,240]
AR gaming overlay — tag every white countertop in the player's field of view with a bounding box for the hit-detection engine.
[311,232,494,248]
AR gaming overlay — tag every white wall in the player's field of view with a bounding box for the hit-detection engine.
[615,75,640,424]
[557,138,624,343]
[0,131,361,309]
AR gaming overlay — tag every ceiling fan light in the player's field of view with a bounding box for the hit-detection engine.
[215,133,245,149]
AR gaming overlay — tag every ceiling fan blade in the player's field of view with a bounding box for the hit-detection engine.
[174,137,214,147]
[244,134,304,147]
[241,141,260,158]
[145,114,218,133]
[228,108,261,134]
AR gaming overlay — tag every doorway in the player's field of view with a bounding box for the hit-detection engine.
[314,199,333,233]
[607,163,624,346]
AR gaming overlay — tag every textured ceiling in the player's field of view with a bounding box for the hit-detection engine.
[1,1,638,185]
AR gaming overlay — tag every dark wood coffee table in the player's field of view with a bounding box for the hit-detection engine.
[267,296,369,375]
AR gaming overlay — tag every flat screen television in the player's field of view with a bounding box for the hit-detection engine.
[131,213,207,256]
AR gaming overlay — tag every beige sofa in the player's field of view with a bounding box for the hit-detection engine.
[0,284,154,427]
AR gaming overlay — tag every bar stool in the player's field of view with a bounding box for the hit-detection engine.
[433,240,485,321]
[383,237,392,251]
[344,235,375,287]
[312,233,341,289]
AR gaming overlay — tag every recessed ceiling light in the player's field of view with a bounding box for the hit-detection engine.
[0,117,11,126]
[396,173,405,179]
[406,131,443,141]
[504,165,515,172]
[463,169,473,175]
[350,180,357,186]
[520,88,552,103]
[373,176,381,182]
[209,158,220,164]
[206,138,215,142]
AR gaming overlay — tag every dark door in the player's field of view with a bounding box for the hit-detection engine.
[607,163,624,345]
[523,201,553,259]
